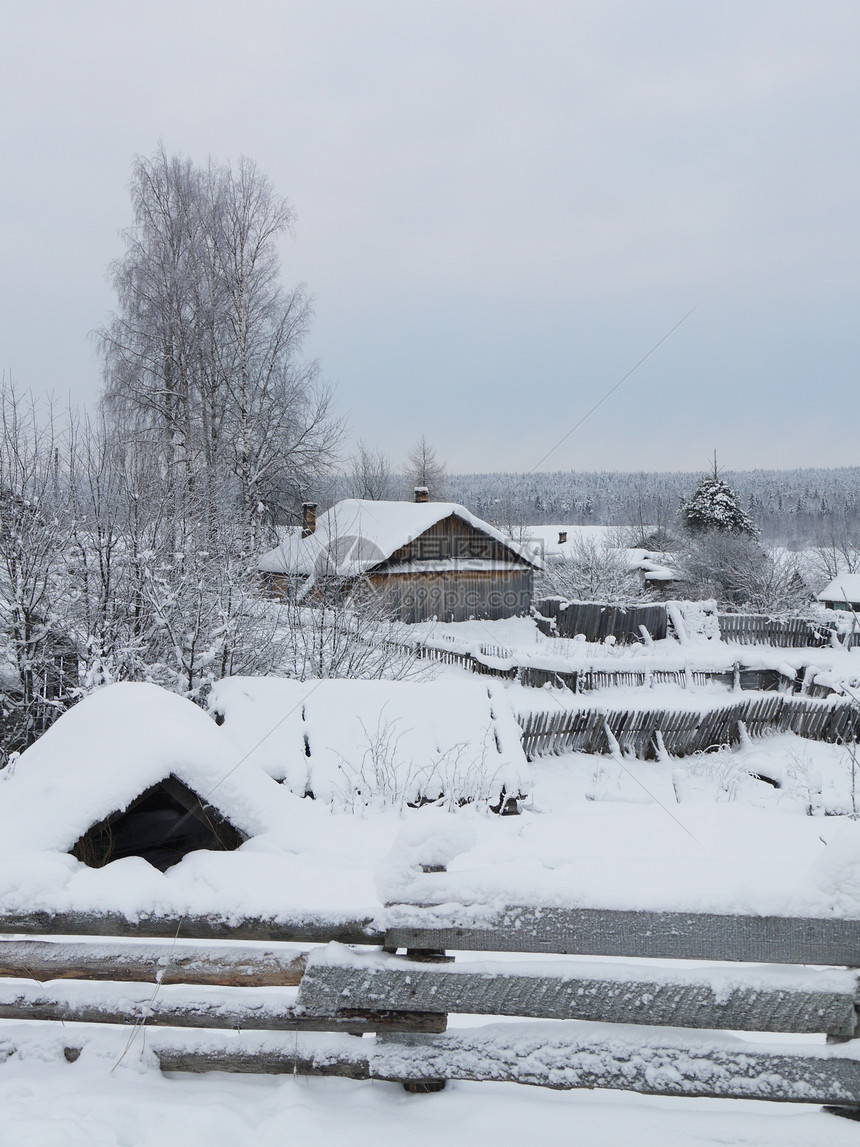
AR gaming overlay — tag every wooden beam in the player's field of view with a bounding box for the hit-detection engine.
[0,910,384,946]
[385,906,860,966]
[297,959,860,1038]
[0,981,445,1033]
[157,1040,373,1078]
[0,939,308,987]
[154,1024,860,1106]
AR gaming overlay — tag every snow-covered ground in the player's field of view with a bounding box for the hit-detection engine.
[3,1047,858,1147]
[3,647,860,1143]
[411,613,860,692]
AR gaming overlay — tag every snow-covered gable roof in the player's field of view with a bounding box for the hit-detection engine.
[818,574,860,606]
[259,499,543,578]
[0,682,291,855]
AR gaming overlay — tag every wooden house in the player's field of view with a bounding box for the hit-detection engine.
[259,490,543,623]
[817,574,860,613]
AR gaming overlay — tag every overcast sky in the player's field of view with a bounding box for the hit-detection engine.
[2,1,858,474]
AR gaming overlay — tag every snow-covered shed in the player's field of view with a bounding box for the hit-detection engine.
[259,493,542,623]
[209,676,529,811]
[0,683,290,871]
[817,574,860,613]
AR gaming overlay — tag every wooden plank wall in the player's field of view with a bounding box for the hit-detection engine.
[535,599,668,642]
[367,569,533,624]
[535,599,836,650]
[384,514,529,565]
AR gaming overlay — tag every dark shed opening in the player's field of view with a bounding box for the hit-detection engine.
[71,775,246,872]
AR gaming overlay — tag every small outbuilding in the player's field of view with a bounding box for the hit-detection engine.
[0,682,288,871]
[817,574,860,613]
[259,491,543,623]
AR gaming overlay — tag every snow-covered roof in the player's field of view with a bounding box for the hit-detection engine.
[0,683,291,855]
[642,565,677,582]
[637,555,679,582]
[259,500,542,578]
[520,524,616,560]
[818,574,860,605]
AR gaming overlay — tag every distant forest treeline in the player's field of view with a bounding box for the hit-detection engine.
[444,468,860,544]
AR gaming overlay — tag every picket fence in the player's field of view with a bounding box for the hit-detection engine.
[403,637,802,688]
[517,694,860,761]
[717,612,833,648]
[406,640,798,696]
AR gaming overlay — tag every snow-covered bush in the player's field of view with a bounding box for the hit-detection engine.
[210,677,528,813]
[537,535,641,603]
[675,534,810,613]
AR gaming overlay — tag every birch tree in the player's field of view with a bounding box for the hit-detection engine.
[98,147,339,546]
[0,386,70,754]
[349,440,394,500]
[405,436,447,499]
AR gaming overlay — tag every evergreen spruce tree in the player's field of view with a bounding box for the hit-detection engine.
[682,456,758,537]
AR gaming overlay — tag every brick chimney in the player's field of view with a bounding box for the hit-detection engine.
[414,486,429,504]
[301,502,317,538]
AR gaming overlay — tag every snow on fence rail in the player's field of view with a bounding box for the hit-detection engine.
[517,693,860,760]
[5,897,860,1112]
[401,639,798,695]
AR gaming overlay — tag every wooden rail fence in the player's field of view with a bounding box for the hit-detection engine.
[3,896,860,1116]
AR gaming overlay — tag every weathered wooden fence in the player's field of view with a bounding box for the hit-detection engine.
[535,599,837,650]
[4,896,860,1115]
[517,663,788,693]
[404,640,798,695]
[535,598,668,642]
[518,694,860,760]
[717,612,832,648]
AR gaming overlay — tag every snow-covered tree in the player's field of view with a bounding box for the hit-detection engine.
[405,437,447,499]
[98,146,340,546]
[681,461,758,537]
[677,533,810,613]
[348,441,394,500]
[0,387,74,758]
[537,536,641,603]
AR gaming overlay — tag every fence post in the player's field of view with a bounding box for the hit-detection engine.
[400,863,450,1092]
[406,866,453,964]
